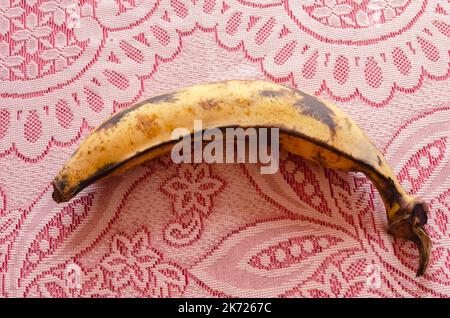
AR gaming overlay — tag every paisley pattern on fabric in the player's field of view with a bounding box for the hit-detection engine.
[0,0,449,297]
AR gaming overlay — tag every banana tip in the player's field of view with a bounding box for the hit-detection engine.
[52,181,69,204]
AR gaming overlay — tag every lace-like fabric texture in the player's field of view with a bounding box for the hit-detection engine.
[0,0,449,297]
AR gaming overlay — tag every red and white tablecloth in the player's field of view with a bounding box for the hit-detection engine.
[0,0,449,298]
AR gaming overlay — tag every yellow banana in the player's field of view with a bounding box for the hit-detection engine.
[52,80,431,276]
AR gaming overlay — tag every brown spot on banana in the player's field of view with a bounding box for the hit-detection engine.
[293,91,337,134]
[199,99,219,110]
[259,90,286,98]
[258,88,337,134]
[377,155,383,167]
[136,113,160,137]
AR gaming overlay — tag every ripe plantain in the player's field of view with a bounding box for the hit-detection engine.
[52,80,431,276]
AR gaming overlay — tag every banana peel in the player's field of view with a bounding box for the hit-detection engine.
[52,80,431,276]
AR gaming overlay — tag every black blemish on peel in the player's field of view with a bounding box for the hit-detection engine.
[384,177,402,209]
[293,90,337,133]
[96,108,133,131]
[413,204,428,226]
[259,86,337,133]
[71,163,117,199]
[259,90,286,98]
[54,176,68,192]
[96,92,178,131]
[130,92,178,109]
[71,147,80,158]
[52,175,70,203]
[146,92,178,104]
[95,163,117,177]
[312,152,326,165]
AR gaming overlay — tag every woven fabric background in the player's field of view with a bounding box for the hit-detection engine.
[0,0,449,297]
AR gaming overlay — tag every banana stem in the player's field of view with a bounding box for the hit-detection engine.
[368,172,431,276]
